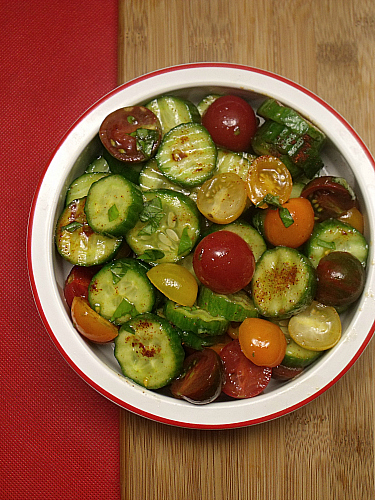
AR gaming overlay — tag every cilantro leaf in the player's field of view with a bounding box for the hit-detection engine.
[139,197,164,235]
[111,298,138,322]
[177,226,192,255]
[138,249,165,262]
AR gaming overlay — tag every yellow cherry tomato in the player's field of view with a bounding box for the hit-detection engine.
[196,172,248,224]
[288,301,342,351]
[147,263,198,307]
[246,155,293,208]
[71,296,119,343]
[337,206,364,233]
[238,317,287,367]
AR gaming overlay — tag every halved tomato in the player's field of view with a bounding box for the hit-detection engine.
[71,296,119,343]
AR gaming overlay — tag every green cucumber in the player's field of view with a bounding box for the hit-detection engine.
[174,328,229,351]
[145,95,201,136]
[215,149,254,181]
[88,258,156,325]
[85,174,143,237]
[251,246,317,319]
[102,148,143,184]
[114,313,184,389]
[126,189,201,264]
[55,197,122,266]
[282,337,322,368]
[197,94,221,116]
[156,122,217,187]
[198,287,258,322]
[164,300,229,336]
[65,172,109,205]
[305,219,368,268]
[85,155,111,173]
[205,219,267,262]
[139,159,191,195]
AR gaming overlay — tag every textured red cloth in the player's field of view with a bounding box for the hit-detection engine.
[1,2,121,499]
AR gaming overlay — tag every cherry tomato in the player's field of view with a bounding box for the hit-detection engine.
[300,176,358,222]
[227,322,241,339]
[219,340,272,398]
[170,348,223,404]
[315,251,365,307]
[337,206,364,233]
[71,296,119,343]
[202,95,257,152]
[263,197,315,248]
[197,172,248,224]
[99,106,162,163]
[64,265,100,308]
[288,301,342,351]
[246,155,293,207]
[147,263,198,307]
[272,364,304,381]
[238,318,287,367]
[193,231,255,294]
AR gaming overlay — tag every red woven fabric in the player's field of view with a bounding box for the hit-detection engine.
[1,2,121,499]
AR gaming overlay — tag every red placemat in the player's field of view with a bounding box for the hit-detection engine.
[1,2,120,499]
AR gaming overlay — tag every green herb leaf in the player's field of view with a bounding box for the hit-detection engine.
[139,197,164,235]
[61,221,83,233]
[257,194,294,228]
[108,203,119,222]
[109,261,130,284]
[127,115,136,124]
[137,249,165,261]
[111,298,138,322]
[130,128,159,159]
[279,207,294,228]
[177,226,192,255]
[316,239,336,250]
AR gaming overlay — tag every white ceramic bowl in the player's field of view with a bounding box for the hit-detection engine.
[28,63,375,429]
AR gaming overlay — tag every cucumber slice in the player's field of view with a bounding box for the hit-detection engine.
[55,198,122,266]
[65,172,109,205]
[205,219,267,262]
[216,149,253,181]
[88,258,156,325]
[145,95,201,136]
[85,156,110,173]
[126,189,201,264]
[164,300,229,336]
[156,122,217,187]
[198,287,258,322]
[85,174,143,237]
[102,149,143,184]
[197,94,221,116]
[114,313,184,389]
[282,337,322,368]
[139,159,191,196]
[251,246,317,319]
[174,328,229,350]
[305,219,368,268]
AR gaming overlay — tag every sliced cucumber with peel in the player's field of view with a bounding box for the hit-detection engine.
[65,172,109,205]
[198,286,258,322]
[114,313,184,389]
[145,95,201,136]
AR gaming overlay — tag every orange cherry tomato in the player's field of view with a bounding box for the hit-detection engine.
[238,317,287,367]
[337,207,364,233]
[263,197,315,248]
[71,296,119,343]
[246,155,293,208]
[197,172,248,224]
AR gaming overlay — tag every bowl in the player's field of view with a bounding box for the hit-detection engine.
[28,63,375,429]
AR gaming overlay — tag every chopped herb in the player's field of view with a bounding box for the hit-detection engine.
[279,207,294,228]
[108,203,119,222]
[138,249,165,261]
[139,197,164,235]
[61,221,83,233]
[177,226,192,255]
[234,126,241,136]
[316,239,336,250]
[130,128,159,159]
[110,260,130,284]
[111,298,138,322]
[127,115,136,124]
[257,194,294,228]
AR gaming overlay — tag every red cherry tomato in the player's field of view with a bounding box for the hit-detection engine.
[192,231,255,294]
[64,265,100,308]
[170,348,223,404]
[202,95,257,152]
[99,106,162,163]
[300,176,358,222]
[219,340,272,399]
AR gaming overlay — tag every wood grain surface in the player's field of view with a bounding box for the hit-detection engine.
[118,1,375,498]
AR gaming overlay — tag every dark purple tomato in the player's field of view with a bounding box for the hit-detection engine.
[192,231,255,294]
[315,251,365,307]
[170,348,223,404]
[202,95,257,152]
[219,340,272,399]
[272,364,304,381]
[99,106,162,163]
[300,176,358,222]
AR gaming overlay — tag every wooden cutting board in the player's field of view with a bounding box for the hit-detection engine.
[118,1,375,498]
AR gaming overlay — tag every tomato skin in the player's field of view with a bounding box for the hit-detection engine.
[300,176,358,222]
[219,340,272,398]
[315,251,366,307]
[202,95,257,152]
[263,197,315,248]
[71,296,119,343]
[192,231,255,294]
[238,318,287,367]
[99,106,162,163]
[64,265,100,308]
[337,207,364,233]
[272,364,304,381]
[147,263,198,307]
[170,348,223,404]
